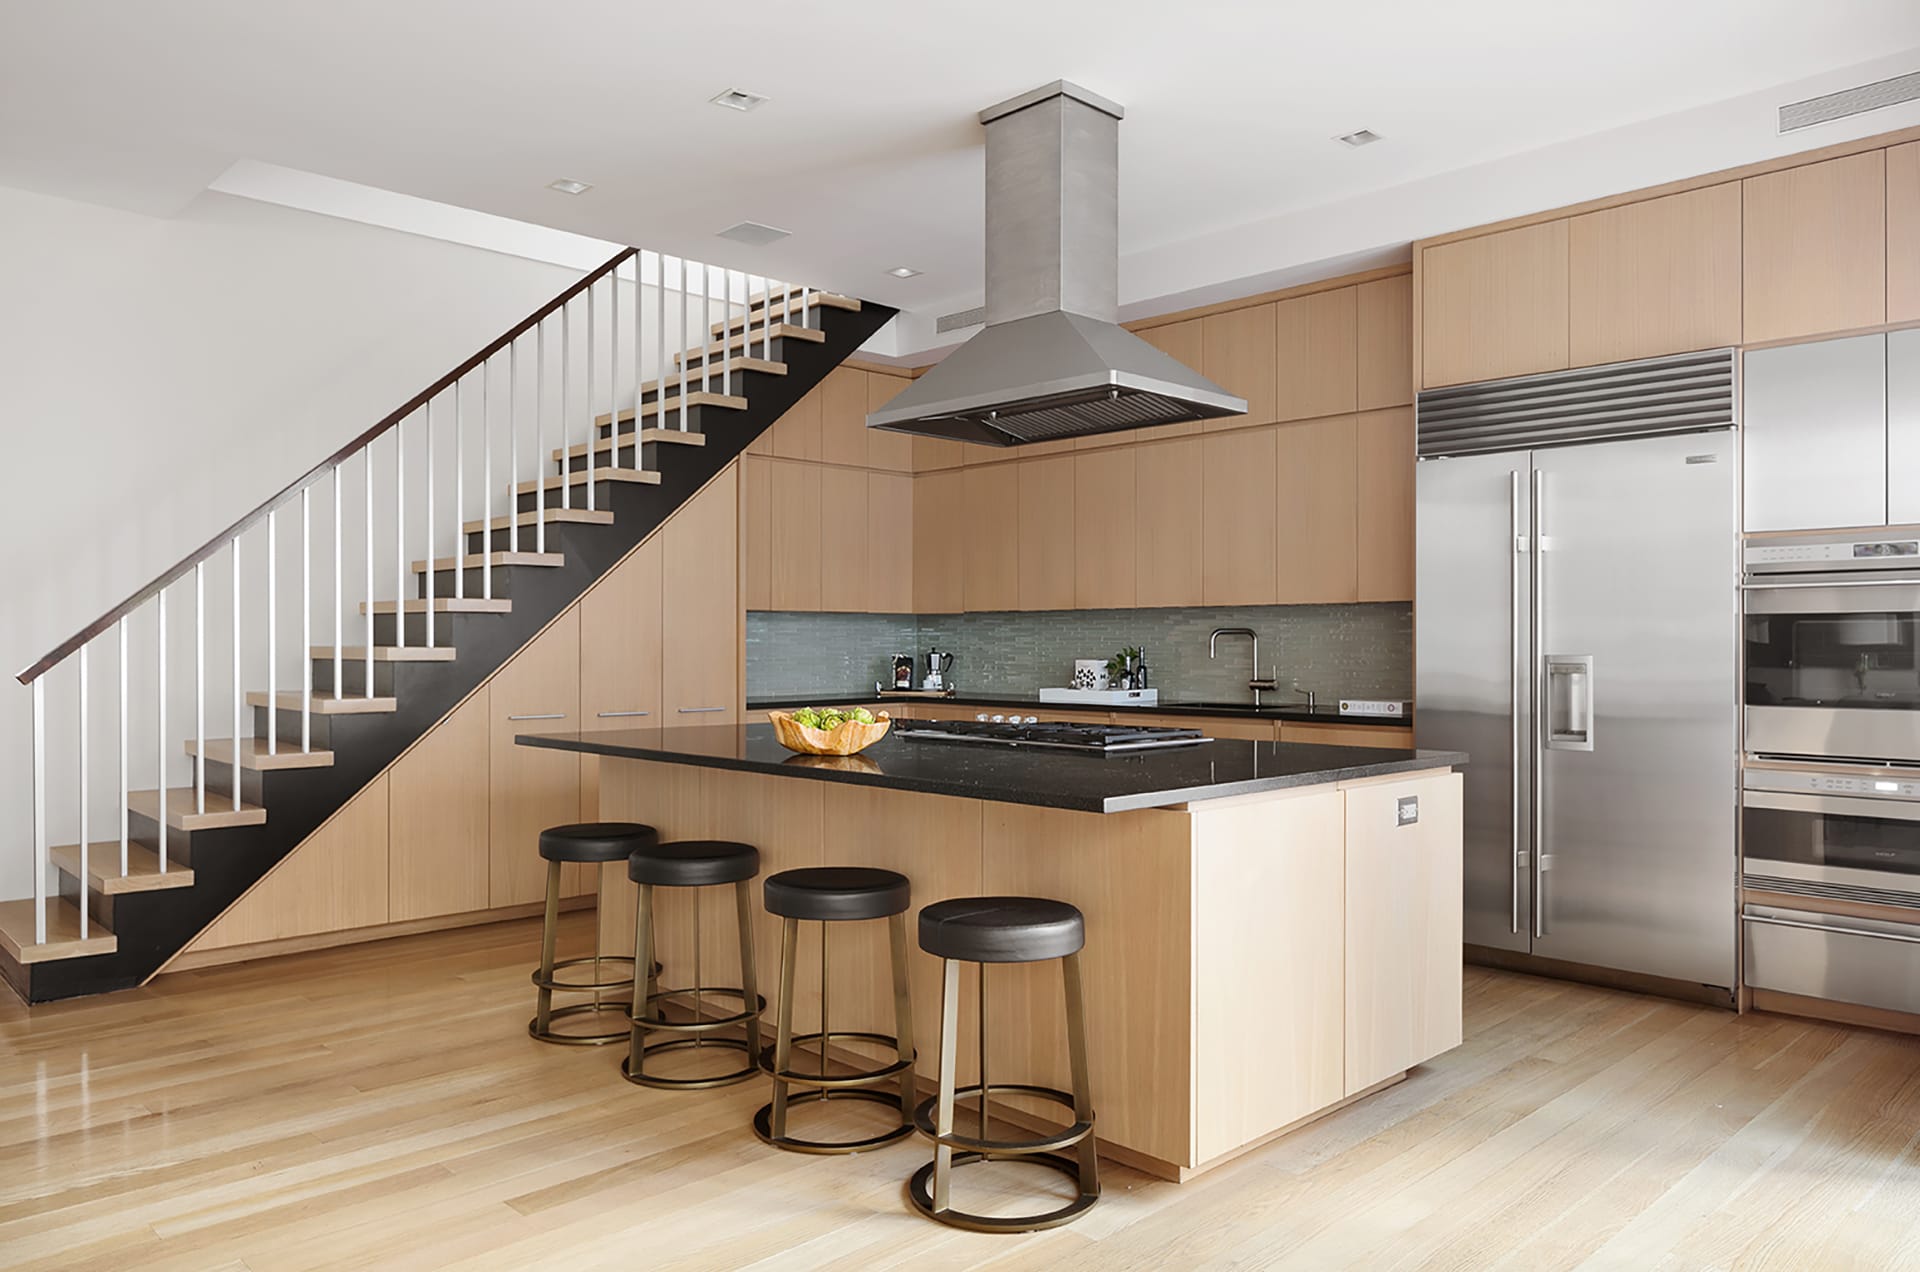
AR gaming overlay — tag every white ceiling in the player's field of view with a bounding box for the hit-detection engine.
[6,1,1920,359]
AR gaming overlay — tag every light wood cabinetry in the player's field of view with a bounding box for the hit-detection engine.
[739,455,771,610]
[818,367,868,468]
[1356,275,1413,410]
[1201,428,1278,605]
[388,693,490,922]
[1743,150,1887,344]
[912,468,965,613]
[1074,446,1136,609]
[1115,318,1204,444]
[1355,407,1414,602]
[1890,141,1920,324]
[661,469,739,722]
[1282,721,1412,749]
[1420,220,1569,387]
[963,464,1019,612]
[865,471,914,614]
[1202,303,1278,429]
[867,372,916,472]
[488,609,584,907]
[1275,286,1357,422]
[1276,416,1358,604]
[1134,436,1204,609]
[1018,454,1077,611]
[1567,182,1741,366]
[1343,771,1463,1094]
[768,382,823,460]
[913,433,966,473]
[767,459,821,611]
[818,465,868,613]
[579,536,663,726]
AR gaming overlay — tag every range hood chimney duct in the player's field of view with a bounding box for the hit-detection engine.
[867,81,1246,447]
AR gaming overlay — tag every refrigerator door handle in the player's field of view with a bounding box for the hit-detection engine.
[1510,469,1525,934]
[1532,468,1547,938]
[1545,655,1596,751]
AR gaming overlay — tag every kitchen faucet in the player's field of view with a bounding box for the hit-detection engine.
[1209,627,1277,707]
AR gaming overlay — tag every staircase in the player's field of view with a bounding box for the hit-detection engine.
[2,248,894,1003]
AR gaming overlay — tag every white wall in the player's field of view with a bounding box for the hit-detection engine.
[0,184,603,903]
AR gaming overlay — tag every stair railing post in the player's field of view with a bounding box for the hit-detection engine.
[509,339,520,555]
[678,257,689,434]
[631,255,643,473]
[300,487,311,753]
[561,303,573,514]
[118,617,128,876]
[77,645,88,938]
[232,536,242,810]
[157,587,168,871]
[536,321,547,554]
[701,262,712,396]
[608,267,619,476]
[333,465,344,698]
[482,360,493,599]
[364,449,374,697]
[194,561,205,815]
[268,510,279,752]
[723,269,734,396]
[394,421,406,651]
[763,277,776,360]
[453,379,466,601]
[31,676,45,943]
[800,285,811,329]
[424,397,436,649]
[585,284,596,513]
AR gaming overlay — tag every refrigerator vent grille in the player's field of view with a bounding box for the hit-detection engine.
[1745,873,1920,911]
[1415,348,1735,458]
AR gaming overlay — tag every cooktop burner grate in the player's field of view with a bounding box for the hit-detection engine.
[894,719,1211,753]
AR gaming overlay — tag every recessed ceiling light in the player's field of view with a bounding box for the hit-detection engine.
[886,266,922,279]
[1334,129,1383,148]
[710,88,770,112]
[546,178,592,195]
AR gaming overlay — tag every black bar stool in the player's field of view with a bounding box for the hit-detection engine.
[623,840,765,1089]
[755,867,917,1154]
[908,896,1099,1233]
[529,822,658,1045]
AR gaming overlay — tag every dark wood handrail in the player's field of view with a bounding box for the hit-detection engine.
[17,247,638,685]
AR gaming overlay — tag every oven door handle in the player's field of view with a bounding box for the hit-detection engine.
[1743,788,1920,822]
[1741,577,1920,590]
[1744,912,1920,945]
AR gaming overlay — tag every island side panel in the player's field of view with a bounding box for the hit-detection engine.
[979,802,1195,1169]
[1188,787,1347,1166]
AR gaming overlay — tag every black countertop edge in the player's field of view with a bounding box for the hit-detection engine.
[744,692,1413,728]
[517,725,1463,815]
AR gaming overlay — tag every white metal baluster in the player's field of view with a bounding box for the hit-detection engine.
[333,466,344,698]
[537,321,547,553]
[454,379,465,600]
[784,279,794,327]
[585,285,596,513]
[764,278,778,359]
[31,677,45,942]
[631,259,643,472]
[509,339,520,555]
[77,645,88,938]
[118,618,128,876]
[157,588,168,871]
[800,285,812,329]
[364,451,374,698]
[745,273,757,364]
[561,305,572,513]
[655,253,666,438]
[678,257,689,433]
[701,263,712,395]
[268,512,278,754]
[482,362,493,598]
[301,487,312,753]
[232,537,241,810]
[723,269,734,394]
[425,398,436,648]
[609,267,620,475]
[194,562,205,814]
[394,420,406,651]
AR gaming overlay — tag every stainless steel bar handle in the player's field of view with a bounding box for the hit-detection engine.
[1744,913,1920,946]
[507,713,568,721]
[1509,469,1523,935]
[1741,577,1920,590]
[677,706,726,714]
[1532,467,1546,940]
[596,710,651,718]
[1743,789,1920,822]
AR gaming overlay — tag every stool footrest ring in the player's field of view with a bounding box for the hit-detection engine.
[907,1151,1100,1233]
[759,1029,916,1088]
[912,1085,1096,1155]
[631,986,768,1032]
[530,953,638,995]
[752,1089,914,1154]
[526,1000,631,1046]
[620,1036,760,1089]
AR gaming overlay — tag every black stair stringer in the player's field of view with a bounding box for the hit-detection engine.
[22,298,895,1002]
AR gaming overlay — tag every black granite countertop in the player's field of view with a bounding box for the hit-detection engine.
[744,691,1412,727]
[518,724,1462,814]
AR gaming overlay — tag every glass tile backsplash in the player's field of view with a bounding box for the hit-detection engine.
[746,605,1412,704]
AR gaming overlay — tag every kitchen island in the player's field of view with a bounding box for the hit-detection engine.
[519,724,1466,1180]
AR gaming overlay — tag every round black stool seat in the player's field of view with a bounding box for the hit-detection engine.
[764,867,911,923]
[539,822,659,864]
[918,896,1085,964]
[628,840,759,888]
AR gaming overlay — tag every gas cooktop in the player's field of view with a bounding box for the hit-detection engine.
[894,718,1211,753]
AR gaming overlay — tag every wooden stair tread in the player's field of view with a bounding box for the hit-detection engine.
[411,551,564,574]
[310,645,457,663]
[462,507,613,535]
[186,737,337,770]
[513,468,660,497]
[127,788,267,831]
[675,324,824,366]
[709,292,859,338]
[591,393,746,429]
[51,841,193,894]
[635,358,783,399]
[361,598,512,615]
[247,689,399,714]
[557,430,706,463]
[0,899,115,964]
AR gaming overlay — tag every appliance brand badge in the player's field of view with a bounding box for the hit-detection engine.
[1397,796,1419,826]
[1684,454,1718,465]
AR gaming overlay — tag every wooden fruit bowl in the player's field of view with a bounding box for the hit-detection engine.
[767,710,892,756]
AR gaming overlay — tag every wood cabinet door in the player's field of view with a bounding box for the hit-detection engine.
[1282,722,1413,749]
[768,381,823,460]
[1344,771,1463,1094]
[1135,436,1203,608]
[662,468,740,722]
[1355,407,1415,602]
[1743,151,1887,344]
[1201,303,1278,429]
[739,455,771,610]
[819,465,869,613]
[1274,286,1357,422]
[912,468,965,613]
[1074,446,1136,609]
[1420,220,1570,388]
[867,373,916,472]
[1201,428,1278,605]
[963,464,1019,612]
[1018,454,1076,611]
[767,459,821,611]
[580,535,662,725]
[1356,275,1413,410]
[866,471,914,614]
[389,691,490,922]
[1276,416,1358,604]
[1568,182,1741,366]
[818,367,869,468]
[1890,142,1920,325]
[1098,318,1202,446]
[489,608,584,907]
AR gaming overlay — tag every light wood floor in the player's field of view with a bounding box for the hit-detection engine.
[3,914,1918,1271]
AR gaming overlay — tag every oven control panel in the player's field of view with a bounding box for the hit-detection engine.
[1746,537,1920,572]
[1745,768,1920,799]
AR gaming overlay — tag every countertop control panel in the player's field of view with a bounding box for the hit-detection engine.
[1745,768,1920,799]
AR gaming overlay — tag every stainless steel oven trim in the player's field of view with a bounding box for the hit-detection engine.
[1743,905,1920,946]
[1742,788,1920,822]
[1744,705,1920,766]
[1743,856,1920,895]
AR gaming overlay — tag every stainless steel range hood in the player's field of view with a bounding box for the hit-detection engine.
[867,81,1245,446]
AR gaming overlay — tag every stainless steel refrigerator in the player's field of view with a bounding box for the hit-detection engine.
[1414,351,1740,995]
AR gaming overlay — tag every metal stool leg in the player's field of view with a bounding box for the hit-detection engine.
[889,912,917,1120]
[770,916,799,1140]
[932,957,960,1215]
[534,860,561,1036]
[623,880,765,1090]
[628,883,655,1080]
[1063,950,1101,1202]
[735,879,761,1072]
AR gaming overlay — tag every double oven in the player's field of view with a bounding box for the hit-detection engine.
[1743,532,1920,1013]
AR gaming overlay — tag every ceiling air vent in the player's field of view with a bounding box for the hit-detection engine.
[935,305,986,335]
[715,220,791,247]
[1779,69,1920,133]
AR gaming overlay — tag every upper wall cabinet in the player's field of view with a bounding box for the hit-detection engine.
[1111,318,1204,445]
[818,367,869,468]
[1420,221,1569,388]
[866,373,916,473]
[1743,150,1886,345]
[1356,275,1413,410]
[1567,183,1741,366]
[1018,455,1077,610]
[913,468,965,613]
[1202,303,1279,429]
[1889,141,1920,325]
[1275,287,1358,422]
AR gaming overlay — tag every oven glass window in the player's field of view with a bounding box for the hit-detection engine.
[1745,610,1920,710]
[1744,804,1920,879]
